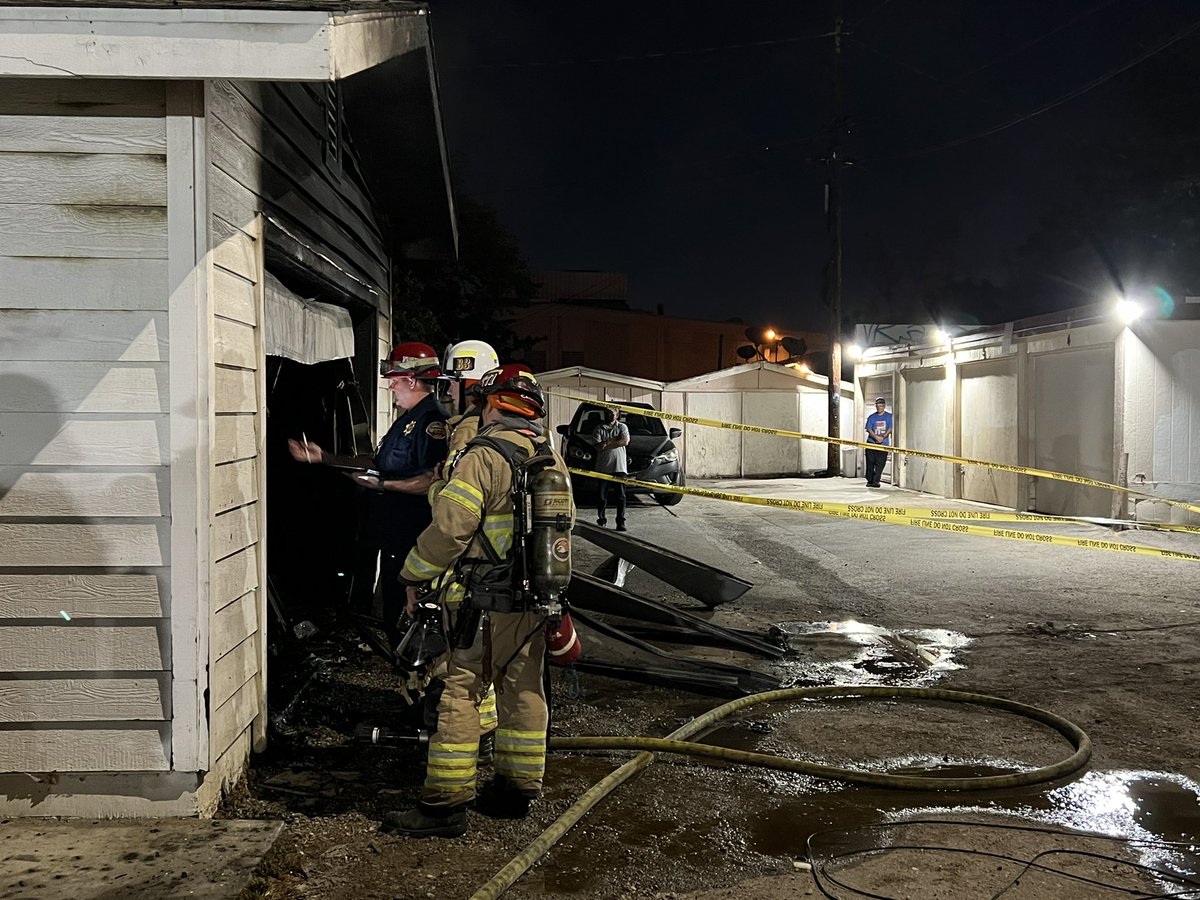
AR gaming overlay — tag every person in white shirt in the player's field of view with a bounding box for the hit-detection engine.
[592,408,630,531]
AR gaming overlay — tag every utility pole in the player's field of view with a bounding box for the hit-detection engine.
[824,0,845,476]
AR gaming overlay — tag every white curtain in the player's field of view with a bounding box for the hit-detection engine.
[264,271,355,364]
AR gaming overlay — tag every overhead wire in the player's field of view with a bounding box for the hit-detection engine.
[467,29,830,70]
[866,13,1200,161]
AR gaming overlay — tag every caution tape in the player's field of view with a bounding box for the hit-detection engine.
[549,390,1200,518]
[570,469,1200,563]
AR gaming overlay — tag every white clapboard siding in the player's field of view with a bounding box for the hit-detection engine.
[0,203,167,258]
[212,546,258,614]
[0,115,167,154]
[213,413,257,464]
[214,366,256,414]
[214,316,256,369]
[0,310,168,361]
[211,593,256,661]
[0,415,168,466]
[211,504,257,561]
[0,626,164,671]
[211,636,256,709]
[0,257,168,311]
[213,267,257,326]
[212,458,257,515]
[209,167,257,237]
[212,216,257,282]
[0,153,166,206]
[210,678,257,762]
[0,362,168,413]
[0,729,169,772]
[0,523,166,567]
[0,678,167,722]
[0,469,164,517]
[0,574,162,619]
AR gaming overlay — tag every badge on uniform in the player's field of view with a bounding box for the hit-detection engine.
[426,421,448,440]
[403,421,416,436]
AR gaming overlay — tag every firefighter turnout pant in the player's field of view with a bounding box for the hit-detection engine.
[423,609,548,809]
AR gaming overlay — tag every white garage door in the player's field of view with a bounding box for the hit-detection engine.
[903,367,952,496]
[960,358,1018,508]
[1031,347,1114,517]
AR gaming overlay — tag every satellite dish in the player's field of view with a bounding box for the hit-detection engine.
[781,336,807,357]
[744,327,767,345]
[736,345,758,361]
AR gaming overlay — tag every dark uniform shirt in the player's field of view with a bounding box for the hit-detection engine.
[371,392,449,553]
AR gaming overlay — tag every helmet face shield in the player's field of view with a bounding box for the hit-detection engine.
[478,364,546,419]
[382,341,442,380]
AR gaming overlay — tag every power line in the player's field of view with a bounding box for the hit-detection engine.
[868,13,1200,161]
[466,30,830,71]
[950,0,1120,83]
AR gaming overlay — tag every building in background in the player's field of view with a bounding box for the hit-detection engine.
[517,269,827,381]
[539,361,853,479]
[852,301,1200,522]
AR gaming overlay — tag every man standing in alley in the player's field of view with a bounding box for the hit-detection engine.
[864,397,893,488]
[592,406,630,531]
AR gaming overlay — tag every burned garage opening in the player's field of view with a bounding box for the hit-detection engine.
[261,268,379,647]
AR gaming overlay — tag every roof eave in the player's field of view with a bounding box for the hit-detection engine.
[0,5,429,81]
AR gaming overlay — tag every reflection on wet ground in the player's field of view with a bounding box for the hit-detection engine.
[542,619,1200,897]
[776,619,972,686]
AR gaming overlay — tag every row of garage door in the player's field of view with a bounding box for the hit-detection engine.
[862,347,1116,517]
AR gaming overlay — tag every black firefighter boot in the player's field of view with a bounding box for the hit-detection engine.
[382,803,468,838]
[475,776,539,820]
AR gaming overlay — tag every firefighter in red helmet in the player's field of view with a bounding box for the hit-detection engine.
[384,365,574,838]
[288,342,450,644]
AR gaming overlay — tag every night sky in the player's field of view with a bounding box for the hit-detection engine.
[429,1,1200,330]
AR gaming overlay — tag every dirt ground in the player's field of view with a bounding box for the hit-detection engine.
[223,478,1200,900]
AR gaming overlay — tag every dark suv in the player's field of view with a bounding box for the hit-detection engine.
[555,402,684,506]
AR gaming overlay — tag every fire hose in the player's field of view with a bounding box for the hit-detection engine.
[468,685,1091,900]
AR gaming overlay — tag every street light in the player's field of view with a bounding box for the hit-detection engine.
[1115,297,1143,325]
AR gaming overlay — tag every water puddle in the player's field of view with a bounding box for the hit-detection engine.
[775,619,972,686]
[759,770,1200,897]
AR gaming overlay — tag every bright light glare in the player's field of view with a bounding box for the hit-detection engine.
[764,328,776,341]
[931,327,948,343]
[848,344,863,361]
[799,362,812,374]
[1115,298,1144,324]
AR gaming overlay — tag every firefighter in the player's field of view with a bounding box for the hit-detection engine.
[384,365,573,838]
[288,341,449,644]
[440,338,500,460]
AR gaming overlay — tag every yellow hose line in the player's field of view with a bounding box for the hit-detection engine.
[468,686,1091,900]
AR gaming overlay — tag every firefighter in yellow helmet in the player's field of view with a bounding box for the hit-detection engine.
[384,365,573,838]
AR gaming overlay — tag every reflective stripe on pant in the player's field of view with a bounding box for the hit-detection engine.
[490,611,548,792]
[479,686,498,733]
[422,609,547,808]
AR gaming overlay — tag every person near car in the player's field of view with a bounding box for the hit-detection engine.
[592,407,630,530]
[287,341,448,644]
[864,397,893,488]
[385,365,571,838]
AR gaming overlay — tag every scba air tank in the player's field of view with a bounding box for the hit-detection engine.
[529,466,572,604]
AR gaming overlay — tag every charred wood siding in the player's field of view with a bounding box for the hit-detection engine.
[203,78,390,781]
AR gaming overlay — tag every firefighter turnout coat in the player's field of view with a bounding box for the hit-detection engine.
[400,415,573,807]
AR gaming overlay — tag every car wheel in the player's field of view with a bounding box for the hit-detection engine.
[654,473,684,506]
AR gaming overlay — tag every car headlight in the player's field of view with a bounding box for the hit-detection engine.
[650,447,678,466]
[569,445,594,463]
